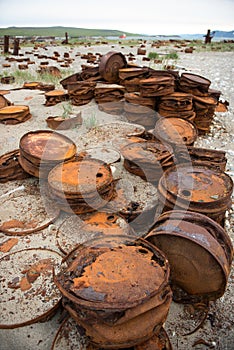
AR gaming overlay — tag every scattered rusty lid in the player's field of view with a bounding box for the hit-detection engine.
[48,158,113,195]
[55,235,169,309]
[0,248,62,328]
[159,164,233,206]
[146,210,232,301]
[23,82,40,89]
[45,89,67,97]
[56,212,132,254]
[118,67,148,80]
[19,130,76,162]
[154,117,197,145]
[0,105,29,118]
[99,51,127,83]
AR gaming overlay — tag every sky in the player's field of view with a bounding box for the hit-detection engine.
[0,0,233,35]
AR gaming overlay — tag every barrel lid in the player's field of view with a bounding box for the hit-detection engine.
[45,89,67,97]
[181,73,211,86]
[48,158,113,195]
[154,117,197,145]
[159,164,233,204]
[19,130,76,161]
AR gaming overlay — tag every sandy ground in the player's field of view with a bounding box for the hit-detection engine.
[0,43,234,349]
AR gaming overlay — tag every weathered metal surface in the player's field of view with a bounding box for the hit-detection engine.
[44,89,68,106]
[19,130,76,178]
[125,92,156,109]
[99,51,127,83]
[98,99,124,115]
[175,146,227,171]
[154,117,197,146]
[46,112,82,130]
[60,72,82,89]
[0,105,32,124]
[157,164,233,225]
[0,149,31,183]
[67,81,96,106]
[94,83,125,104]
[0,76,15,84]
[139,76,175,97]
[193,95,217,134]
[178,73,211,96]
[146,210,233,303]
[158,92,195,120]
[0,248,62,328]
[121,140,174,183]
[48,158,115,214]
[54,235,172,348]
[135,327,172,350]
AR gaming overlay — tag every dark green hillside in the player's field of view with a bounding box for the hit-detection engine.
[0,26,140,37]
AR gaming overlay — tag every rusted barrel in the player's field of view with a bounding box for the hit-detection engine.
[54,235,172,349]
[178,73,211,96]
[67,81,96,106]
[193,95,217,134]
[0,149,30,183]
[157,164,233,226]
[99,51,127,83]
[0,105,32,124]
[44,89,68,106]
[120,140,174,183]
[48,158,115,214]
[158,92,195,121]
[146,210,233,303]
[139,76,175,97]
[19,130,76,178]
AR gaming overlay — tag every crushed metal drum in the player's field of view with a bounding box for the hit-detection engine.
[146,210,233,303]
[54,235,172,348]
[175,146,227,171]
[60,72,82,89]
[0,76,15,84]
[19,130,77,178]
[178,73,211,96]
[44,89,68,106]
[158,92,195,120]
[0,178,60,235]
[139,76,175,97]
[192,95,217,134]
[46,112,82,130]
[0,248,62,328]
[119,67,149,92]
[0,105,32,124]
[157,163,233,225]
[56,212,132,254]
[154,117,197,146]
[0,149,31,183]
[48,158,115,214]
[135,327,172,350]
[120,140,174,183]
[99,51,127,83]
[67,81,96,106]
[94,83,125,104]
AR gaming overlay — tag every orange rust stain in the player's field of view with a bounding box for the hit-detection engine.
[0,219,25,230]
[0,238,19,253]
[20,276,32,291]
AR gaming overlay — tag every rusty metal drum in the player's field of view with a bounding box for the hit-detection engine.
[99,51,127,83]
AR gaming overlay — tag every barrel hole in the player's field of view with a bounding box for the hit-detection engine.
[96,172,103,178]
[183,137,188,142]
[181,189,191,197]
[107,215,115,221]
[138,248,149,255]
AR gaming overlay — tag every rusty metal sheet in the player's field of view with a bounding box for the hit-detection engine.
[99,51,127,83]
[19,130,76,178]
[54,235,172,348]
[60,72,82,89]
[146,210,233,303]
[193,95,217,134]
[0,94,12,109]
[157,164,233,225]
[154,117,197,146]
[135,327,172,350]
[158,92,194,120]
[94,83,125,103]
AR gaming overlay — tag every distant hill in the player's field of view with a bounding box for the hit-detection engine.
[0,26,139,38]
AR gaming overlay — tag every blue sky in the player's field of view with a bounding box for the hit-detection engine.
[0,0,233,35]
